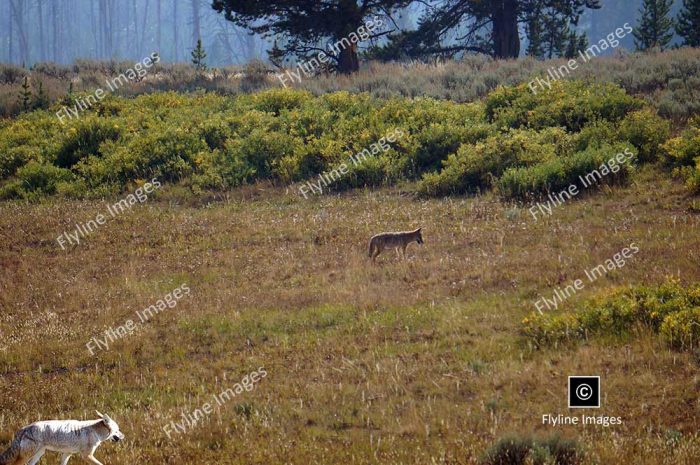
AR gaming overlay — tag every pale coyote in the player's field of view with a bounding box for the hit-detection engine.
[368,228,424,262]
[0,412,124,465]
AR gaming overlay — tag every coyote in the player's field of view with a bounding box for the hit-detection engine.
[0,412,124,465]
[368,228,424,262]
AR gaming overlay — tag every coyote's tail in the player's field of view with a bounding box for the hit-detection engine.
[368,239,374,258]
[0,434,21,465]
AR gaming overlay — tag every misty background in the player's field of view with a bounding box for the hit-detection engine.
[1,0,685,68]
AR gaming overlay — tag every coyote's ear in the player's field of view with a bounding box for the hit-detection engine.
[97,411,108,425]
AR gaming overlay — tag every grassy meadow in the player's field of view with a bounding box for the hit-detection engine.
[1,170,700,464]
[1,48,700,465]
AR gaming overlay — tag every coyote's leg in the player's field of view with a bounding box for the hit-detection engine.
[60,453,71,465]
[82,455,104,465]
[25,448,45,465]
[372,247,381,263]
[13,445,41,465]
[401,244,407,259]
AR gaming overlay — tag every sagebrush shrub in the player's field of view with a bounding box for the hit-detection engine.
[0,80,672,199]
[617,109,671,163]
[662,119,700,194]
[0,64,28,84]
[418,127,571,196]
[481,434,581,465]
[497,143,635,200]
[55,118,121,168]
[240,60,272,92]
[522,280,700,351]
[485,81,643,132]
[3,48,700,119]
[0,161,73,200]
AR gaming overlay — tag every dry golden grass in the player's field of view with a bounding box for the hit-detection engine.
[0,168,699,464]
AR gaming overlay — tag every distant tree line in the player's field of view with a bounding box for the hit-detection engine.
[213,0,700,74]
[2,0,700,73]
[2,0,267,67]
[212,0,604,72]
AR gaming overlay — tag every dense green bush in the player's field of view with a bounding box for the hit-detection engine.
[485,81,643,131]
[661,307,700,350]
[497,144,635,200]
[55,118,121,168]
[0,79,675,200]
[399,122,492,178]
[418,81,657,198]
[0,115,57,178]
[0,88,478,198]
[686,167,700,194]
[663,125,700,167]
[662,118,700,194]
[522,280,700,351]
[617,109,671,163]
[572,120,619,151]
[0,161,74,200]
[418,127,572,196]
[249,87,313,115]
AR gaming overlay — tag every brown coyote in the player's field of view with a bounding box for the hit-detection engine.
[368,228,424,262]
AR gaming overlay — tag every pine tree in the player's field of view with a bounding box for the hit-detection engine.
[62,82,75,108]
[372,0,599,61]
[213,0,415,74]
[33,80,49,110]
[634,0,675,50]
[191,39,207,72]
[676,0,700,47]
[541,15,569,58]
[577,34,589,55]
[564,31,589,59]
[18,76,32,112]
[526,14,545,57]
